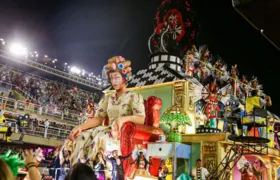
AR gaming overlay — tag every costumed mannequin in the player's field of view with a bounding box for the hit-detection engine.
[197,46,210,82]
[106,150,131,180]
[0,98,13,142]
[214,58,228,84]
[240,75,249,98]
[185,45,197,76]
[229,65,240,97]
[205,80,220,128]
[66,56,146,170]
[128,151,151,179]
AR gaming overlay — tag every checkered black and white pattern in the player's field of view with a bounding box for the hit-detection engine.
[104,65,191,90]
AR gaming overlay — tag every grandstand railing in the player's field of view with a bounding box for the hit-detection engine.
[1,96,81,124]
[0,64,97,99]
[0,81,37,102]
[7,119,72,140]
[0,49,103,90]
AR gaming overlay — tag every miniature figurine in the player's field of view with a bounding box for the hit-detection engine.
[128,151,151,179]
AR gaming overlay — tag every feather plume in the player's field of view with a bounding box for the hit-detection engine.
[0,150,25,177]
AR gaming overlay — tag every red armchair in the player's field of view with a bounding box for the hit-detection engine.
[120,96,164,177]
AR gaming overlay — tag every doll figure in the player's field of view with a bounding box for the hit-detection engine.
[185,45,197,76]
[128,151,151,179]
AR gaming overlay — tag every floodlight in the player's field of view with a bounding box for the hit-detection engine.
[70,66,81,74]
[9,43,27,56]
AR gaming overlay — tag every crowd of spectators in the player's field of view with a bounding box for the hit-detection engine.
[0,64,99,114]
[4,113,74,140]
[0,146,24,156]
[26,118,74,139]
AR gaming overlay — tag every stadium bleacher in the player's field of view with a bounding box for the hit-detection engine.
[0,63,101,142]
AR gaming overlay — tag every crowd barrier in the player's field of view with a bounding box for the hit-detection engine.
[0,95,81,124]
[5,118,72,140]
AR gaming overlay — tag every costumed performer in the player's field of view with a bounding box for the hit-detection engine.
[0,98,13,142]
[237,156,254,180]
[93,150,106,180]
[67,56,146,167]
[106,150,131,180]
[243,90,272,136]
[190,159,209,180]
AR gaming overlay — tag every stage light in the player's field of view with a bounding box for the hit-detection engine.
[9,43,27,56]
[70,66,81,74]
[0,38,5,45]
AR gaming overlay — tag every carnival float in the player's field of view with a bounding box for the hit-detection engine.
[0,0,280,180]
[97,0,280,179]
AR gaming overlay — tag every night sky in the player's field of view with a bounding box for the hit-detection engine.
[0,0,279,113]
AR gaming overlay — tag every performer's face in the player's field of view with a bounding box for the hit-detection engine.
[252,81,258,88]
[113,151,118,157]
[109,72,126,91]
[196,161,201,168]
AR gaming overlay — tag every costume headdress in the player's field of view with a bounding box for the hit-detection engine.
[250,75,263,90]
[0,150,25,177]
[102,56,132,81]
[251,75,258,83]
[231,64,239,75]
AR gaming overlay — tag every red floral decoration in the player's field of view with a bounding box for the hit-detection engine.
[153,0,198,54]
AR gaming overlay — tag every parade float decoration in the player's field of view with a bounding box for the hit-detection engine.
[149,0,198,57]
[161,112,191,143]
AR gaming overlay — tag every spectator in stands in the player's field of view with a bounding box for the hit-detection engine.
[59,149,71,180]
[48,148,60,180]
[28,117,33,133]
[22,149,41,180]
[33,118,38,132]
[44,119,50,138]
[8,92,14,99]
